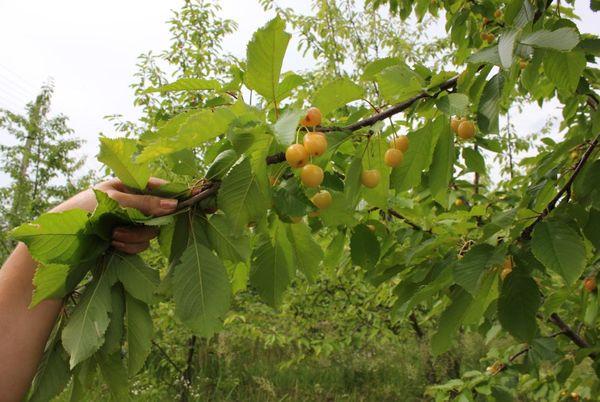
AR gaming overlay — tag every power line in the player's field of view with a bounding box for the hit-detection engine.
[0,64,39,93]
[0,75,33,102]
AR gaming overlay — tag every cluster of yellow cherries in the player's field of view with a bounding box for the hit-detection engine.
[283,107,410,214]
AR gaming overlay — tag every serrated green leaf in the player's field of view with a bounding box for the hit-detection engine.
[454,244,503,295]
[531,219,586,285]
[245,16,290,104]
[286,223,323,282]
[137,107,235,162]
[429,121,454,207]
[250,237,292,307]
[204,214,250,263]
[520,28,580,51]
[391,117,442,191]
[97,353,129,401]
[143,77,221,93]
[543,50,587,93]
[477,73,504,134]
[31,262,90,307]
[499,29,520,69]
[431,288,473,355]
[206,149,238,180]
[114,253,160,304]
[28,338,70,402]
[467,46,501,65]
[498,272,541,341]
[98,137,150,190]
[11,209,106,265]
[435,93,470,116]
[218,156,269,230]
[173,241,231,336]
[312,78,364,116]
[62,264,116,368]
[275,72,305,100]
[376,64,424,103]
[462,147,486,174]
[361,57,401,81]
[125,293,152,376]
[350,224,380,268]
[102,284,125,356]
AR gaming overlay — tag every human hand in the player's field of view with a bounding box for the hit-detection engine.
[54,177,179,254]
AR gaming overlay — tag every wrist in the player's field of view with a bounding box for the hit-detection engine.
[50,188,98,213]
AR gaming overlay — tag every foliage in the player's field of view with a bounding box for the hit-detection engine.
[9,0,600,400]
[0,83,93,261]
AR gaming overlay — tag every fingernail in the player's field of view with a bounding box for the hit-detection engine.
[160,199,178,210]
[112,240,125,248]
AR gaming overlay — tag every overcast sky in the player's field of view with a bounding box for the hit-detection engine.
[0,0,598,178]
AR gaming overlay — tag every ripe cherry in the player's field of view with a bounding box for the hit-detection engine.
[300,164,324,188]
[454,198,464,207]
[300,107,322,127]
[390,135,409,152]
[311,190,332,209]
[361,169,381,188]
[494,9,503,19]
[384,148,404,167]
[451,117,464,133]
[457,120,476,140]
[285,143,309,168]
[303,132,328,157]
[584,276,597,293]
[485,33,495,43]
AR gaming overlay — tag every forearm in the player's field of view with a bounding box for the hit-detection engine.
[0,190,97,401]
[0,243,62,401]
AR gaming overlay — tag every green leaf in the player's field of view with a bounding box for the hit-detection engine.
[98,137,150,190]
[218,156,269,230]
[125,293,152,376]
[204,214,250,263]
[467,46,501,65]
[206,149,238,180]
[272,178,314,221]
[273,109,304,146]
[311,78,364,116]
[543,50,587,93]
[531,219,586,285]
[431,288,473,355]
[391,117,442,191]
[520,28,580,51]
[97,353,129,401]
[498,29,520,69]
[477,73,504,134]
[250,236,292,307]
[376,64,424,103]
[11,209,106,265]
[454,244,503,295]
[361,57,401,81]
[462,147,486,174]
[245,16,290,104]
[275,72,305,100]
[173,241,231,337]
[114,254,160,304]
[435,93,470,116]
[286,223,323,282]
[584,208,600,250]
[498,272,541,341]
[350,224,380,268]
[143,77,221,93]
[31,262,89,307]
[429,121,454,207]
[28,338,70,402]
[362,135,391,209]
[62,266,116,368]
[137,107,235,162]
[102,284,125,356]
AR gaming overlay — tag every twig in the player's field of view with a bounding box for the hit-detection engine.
[180,335,197,402]
[549,313,597,359]
[152,340,184,375]
[176,182,220,210]
[387,208,432,233]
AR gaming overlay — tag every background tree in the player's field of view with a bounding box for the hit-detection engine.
[0,82,92,260]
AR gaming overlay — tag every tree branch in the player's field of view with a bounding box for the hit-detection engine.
[176,181,220,211]
[549,313,597,359]
[520,132,600,239]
